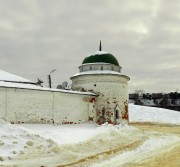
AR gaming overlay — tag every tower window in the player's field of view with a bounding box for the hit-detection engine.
[116,110,119,119]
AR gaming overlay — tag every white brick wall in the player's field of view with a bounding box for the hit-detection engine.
[0,87,94,124]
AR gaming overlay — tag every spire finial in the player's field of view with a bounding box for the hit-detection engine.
[99,40,102,51]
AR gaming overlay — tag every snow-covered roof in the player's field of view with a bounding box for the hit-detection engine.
[0,81,97,96]
[0,70,31,83]
[82,51,119,66]
[72,70,130,79]
[94,51,108,55]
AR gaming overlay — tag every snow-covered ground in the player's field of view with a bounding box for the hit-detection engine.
[0,104,180,167]
[129,103,180,125]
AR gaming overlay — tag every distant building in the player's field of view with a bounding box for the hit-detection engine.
[129,93,180,111]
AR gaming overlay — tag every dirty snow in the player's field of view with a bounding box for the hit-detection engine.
[91,135,180,167]
[0,122,144,166]
[0,105,180,166]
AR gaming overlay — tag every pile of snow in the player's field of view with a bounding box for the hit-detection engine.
[129,104,180,125]
[0,120,144,166]
[0,119,179,167]
[17,123,141,145]
[0,70,31,83]
[0,119,58,162]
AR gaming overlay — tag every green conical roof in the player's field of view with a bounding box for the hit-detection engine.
[82,51,119,66]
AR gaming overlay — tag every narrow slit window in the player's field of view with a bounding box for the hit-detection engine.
[116,110,119,119]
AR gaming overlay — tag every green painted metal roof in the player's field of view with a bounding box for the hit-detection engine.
[82,51,119,66]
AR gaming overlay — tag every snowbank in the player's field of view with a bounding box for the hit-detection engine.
[0,120,144,166]
[0,119,58,162]
[129,104,180,125]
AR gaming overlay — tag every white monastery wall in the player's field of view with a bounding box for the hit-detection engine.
[0,87,94,124]
[0,88,6,118]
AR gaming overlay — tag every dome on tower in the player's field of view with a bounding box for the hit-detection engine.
[82,51,119,66]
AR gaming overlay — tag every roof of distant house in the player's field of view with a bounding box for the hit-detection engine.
[0,70,31,83]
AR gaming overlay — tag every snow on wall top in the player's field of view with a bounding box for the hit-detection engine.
[0,81,97,96]
[0,70,31,83]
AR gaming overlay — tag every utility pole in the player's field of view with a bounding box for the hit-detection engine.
[48,74,52,88]
[48,69,56,88]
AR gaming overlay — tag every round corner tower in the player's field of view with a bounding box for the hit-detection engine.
[70,43,130,125]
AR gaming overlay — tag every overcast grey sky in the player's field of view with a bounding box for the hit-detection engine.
[0,0,180,93]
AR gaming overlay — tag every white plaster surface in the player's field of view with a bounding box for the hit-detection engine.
[71,74,129,124]
[0,87,93,124]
